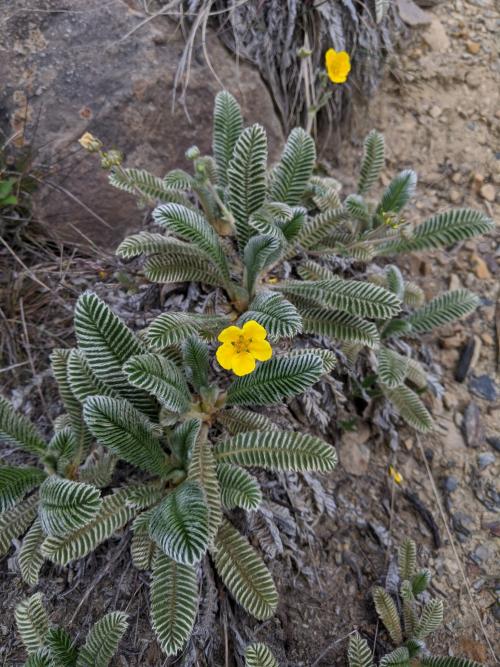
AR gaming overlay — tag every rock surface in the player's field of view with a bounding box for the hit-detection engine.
[0,0,283,248]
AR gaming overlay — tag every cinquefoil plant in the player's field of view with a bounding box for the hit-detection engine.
[15,593,127,667]
[109,92,492,432]
[0,291,336,657]
[347,538,484,667]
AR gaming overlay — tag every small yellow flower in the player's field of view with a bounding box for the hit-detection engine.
[325,48,351,84]
[78,132,102,153]
[216,320,272,377]
[388,465,403,485]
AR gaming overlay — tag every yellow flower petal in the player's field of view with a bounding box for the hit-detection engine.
[232,352,256,376]
[216,343,235,370]
[242,320,267,341]
[325,48,351,84]
[249,339,272,362]
[218,325,242,343]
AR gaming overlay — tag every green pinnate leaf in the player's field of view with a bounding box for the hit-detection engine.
[123,353,190,413]
[215,430,337,472]
[217,463,262,510]
[0,466,46,512]
[150,552,198,657]
[39,477,102,538]
[149,481,210,565]
[372,586,403,644]
[83,396,169,476]
[270,127,316,205]
[76,611,128,667]
[347,631,374,667]
[358,130,385,196]
[0,395,46,456]
[15,593,49,655]
[245,642,279,667]
[226,353,323,406]
[211,518,278,620]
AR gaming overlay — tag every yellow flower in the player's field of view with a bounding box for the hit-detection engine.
[388,465,403,485]
[325,48,351,84]
[216,320,272,376]
[78,132,102,153]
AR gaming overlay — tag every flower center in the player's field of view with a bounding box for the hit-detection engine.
[232,335,251,354]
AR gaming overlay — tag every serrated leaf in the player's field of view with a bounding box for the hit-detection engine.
[358,130,385,195]
[76,611,128,667]
[15,593,49,655]
[217,463,262,510]
[144,251,227,287]
[378,170,417,214]
[0,466,46,512]
[407,290,479,334]
[420,657,484,667]
[244,234,281,294]
[39,477,102,538]
[414,599,443,639]
[109,167,188,203]
[398,538,417,580]
[150,552,198,656]
[46,428,78,477]
[377,347,409,388]
[51,348,91,458]
[379,647,411,666]
[83,396,169,476]
[116,232,182,259]
[228,124,268,250]
[213,90,244,188]
[269,127,316,205]
[41,489,135,565]
[169,418,201,466]
[74,292,155,417]
[299,306,380,349]
[347,632,374,667]
[211,518,277,620]
[188,436,222,543]
[239,291,302,341]
[0,493,39,556]
[227,353,323,406]
[146,312,229,350]
[215,430,337,472]
[244,642,279,667]
[79,448,117,488]
[0,395,46,456]
[277,278,401,319]
[67,349,117,402]
[217,408,279,435]
[411,568,432,595]
[45,627,78,666]
[382,384,434,433]
[377,209,494,255]
[372,586,403,644]
[149,481,209,565]
[124,353,190,413]
[183,336,210,391]
[153,203,230,280]
[19,517,45,586]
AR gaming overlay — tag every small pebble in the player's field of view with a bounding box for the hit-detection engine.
[443,476,459,493]
[480,183,495,202]
[486,436,500,452]
[466,40,481,54]
[477,452,495,469]
[469,374,497,401]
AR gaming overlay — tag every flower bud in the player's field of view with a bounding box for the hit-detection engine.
[78,132,102,153]
[185,145,201,160]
